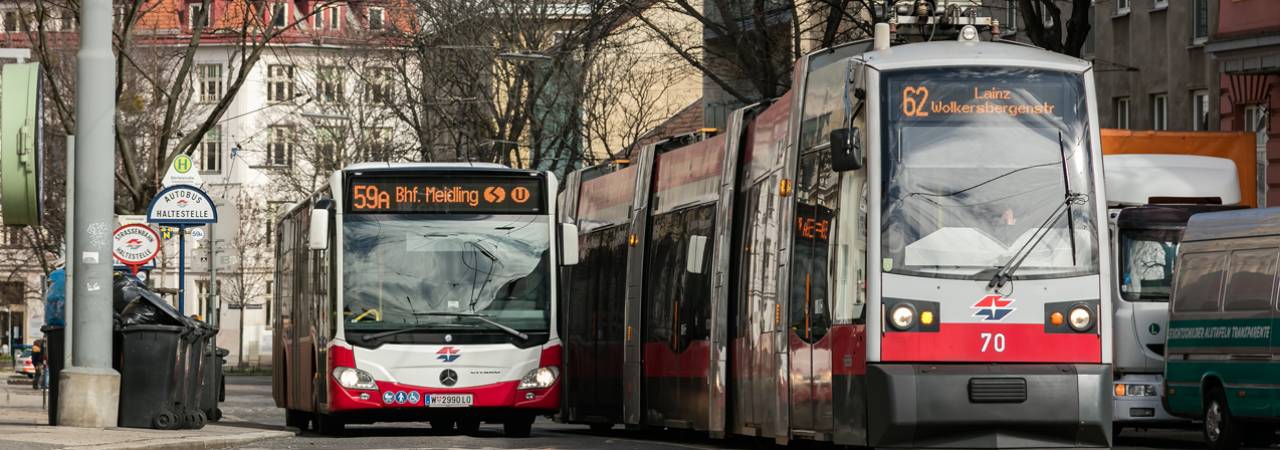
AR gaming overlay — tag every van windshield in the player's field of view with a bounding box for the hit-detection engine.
[1119,228,1182,302]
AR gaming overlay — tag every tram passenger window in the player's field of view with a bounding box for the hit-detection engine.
[1223,249,1278,311]
[1173,252,1227,312]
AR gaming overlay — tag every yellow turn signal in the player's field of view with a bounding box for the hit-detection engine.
[1115,384,1125,396]
[920,310,935,326]
[1050,311,1064,327]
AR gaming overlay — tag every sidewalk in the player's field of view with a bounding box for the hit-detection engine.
[0,375,292,450]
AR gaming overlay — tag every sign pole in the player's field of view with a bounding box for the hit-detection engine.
[178,224,186,315]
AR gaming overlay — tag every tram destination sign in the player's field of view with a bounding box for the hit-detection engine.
[347,176,543,214]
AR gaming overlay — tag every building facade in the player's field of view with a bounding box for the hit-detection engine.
[1207,0,1279,205]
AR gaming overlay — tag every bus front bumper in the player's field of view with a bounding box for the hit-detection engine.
[868,363,1112,449]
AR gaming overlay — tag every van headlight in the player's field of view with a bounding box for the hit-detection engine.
[1068,305,1094,332]
[332,366,378,390]
[518,366,559,390]
[889,304,916,331]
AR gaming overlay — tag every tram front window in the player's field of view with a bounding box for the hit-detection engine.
[342,214,551,333]
[1118,228,1180,301]
[880,67,1098,280]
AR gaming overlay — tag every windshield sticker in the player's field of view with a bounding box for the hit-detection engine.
[882,258,894,272]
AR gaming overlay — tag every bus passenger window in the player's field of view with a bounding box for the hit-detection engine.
[1173,252,1228,312]
[1223,249,1278,311]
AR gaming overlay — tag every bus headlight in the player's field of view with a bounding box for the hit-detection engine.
[1068,305,1094,332]
[518,366,559,390]
[332,366,378,391]
[889,304,915,331]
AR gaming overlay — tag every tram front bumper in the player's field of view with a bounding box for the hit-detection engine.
[867,363,1112,449]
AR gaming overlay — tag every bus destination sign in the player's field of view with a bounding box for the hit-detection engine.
[347,177,543,213]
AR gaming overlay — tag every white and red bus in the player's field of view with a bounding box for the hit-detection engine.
[273,162,578,436]
[558,10,1113,449]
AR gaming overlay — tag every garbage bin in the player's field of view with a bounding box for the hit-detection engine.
[41,326,64,426]
[118,324,186,430]
[200,340,226,422]
[176,324,212,429]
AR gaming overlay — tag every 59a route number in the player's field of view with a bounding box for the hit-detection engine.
[980,332,1006,353]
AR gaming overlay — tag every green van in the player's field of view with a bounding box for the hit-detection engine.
[1165,209,1280,450]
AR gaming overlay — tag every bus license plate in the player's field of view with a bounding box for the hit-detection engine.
[425,394,473,408]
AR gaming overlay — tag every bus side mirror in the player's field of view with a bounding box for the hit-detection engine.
[561,223,580,266]
[686,235,708,274]
[308,208,329,251]
[830,127,863,172]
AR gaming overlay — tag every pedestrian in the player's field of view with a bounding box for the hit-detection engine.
[31,338,44,389]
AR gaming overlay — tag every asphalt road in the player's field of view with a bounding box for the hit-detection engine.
[222,376,1260,450]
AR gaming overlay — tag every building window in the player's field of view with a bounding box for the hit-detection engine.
[201,127,222,174]
[1192,90,1210,131]
[189,3,208,29]
[1115,97,1130,129]
[3,227,24,247]
[1152,0,1168,10]
[267,65,295,103]
[58,9,76,31]
[268,126,294,166]
[1244,105,1269,133]
[362,68,391,104]
[3,10,23,32]
[1004,0,1017,32]
[316,66,344,104]
[360,127,392,160]
[196,64,222,104]
[315,5,341,30]
[1192,0,1209,43]
[367,6,384,31]
[270,2,288,28]
[1152,94,1168,130]
[317,127,342,171]
[1116,0,1130,15]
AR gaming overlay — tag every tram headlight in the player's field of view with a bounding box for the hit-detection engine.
[332,366,378,391]
[1068,305,1094,332]
[889,304,916,331]
[518,366,560,390]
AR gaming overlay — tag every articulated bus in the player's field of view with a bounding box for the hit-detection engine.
[559,9,1113,449]
[273,162,578,436]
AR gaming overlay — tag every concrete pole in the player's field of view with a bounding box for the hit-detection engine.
[60,0,120,428]
[64,135,74,367]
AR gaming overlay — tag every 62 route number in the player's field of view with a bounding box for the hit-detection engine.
[980,332,1006,353]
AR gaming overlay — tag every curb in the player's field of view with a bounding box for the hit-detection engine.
[65,429,294,450]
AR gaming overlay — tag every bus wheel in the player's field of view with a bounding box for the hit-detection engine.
[315,413,346,436]
[457,419,481,435]
[503,415,534,437]
[1204,387,1241,450]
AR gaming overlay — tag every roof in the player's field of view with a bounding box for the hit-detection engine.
[628,99,705,156]
[1104,154,1241,206]
[1116,205,1246,230]
[1183,208,1280,242]
[862,40,1092,72]
[343,162,525,173]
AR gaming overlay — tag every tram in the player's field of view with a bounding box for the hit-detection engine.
[273,162,578,436]
[559,5,1113,448]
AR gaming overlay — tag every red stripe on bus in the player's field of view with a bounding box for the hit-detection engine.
[652,136,726,192]
[881,323,1101,363]
[830,324,868,375]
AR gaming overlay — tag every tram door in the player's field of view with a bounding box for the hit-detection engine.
[788,152,836,434]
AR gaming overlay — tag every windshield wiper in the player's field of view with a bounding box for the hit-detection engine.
[987,133,1088,289]
[415,311,529,341]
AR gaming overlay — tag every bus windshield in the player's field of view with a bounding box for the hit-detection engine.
[1118,228,1181,302]
[880,67,1098,280]
[342,214,551,333]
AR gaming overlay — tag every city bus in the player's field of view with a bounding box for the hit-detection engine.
[1165,208,1280,450]
[273,162,578,436]
[1104,154,1243,433]
[559,9,1113,448]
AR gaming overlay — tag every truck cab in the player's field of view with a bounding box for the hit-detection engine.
[1105,154,1244,430]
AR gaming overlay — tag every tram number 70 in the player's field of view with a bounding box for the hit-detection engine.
[980,332,1006,353]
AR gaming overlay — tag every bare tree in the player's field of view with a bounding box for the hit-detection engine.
[1016,0,1092,57]
[216,190,273,367]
